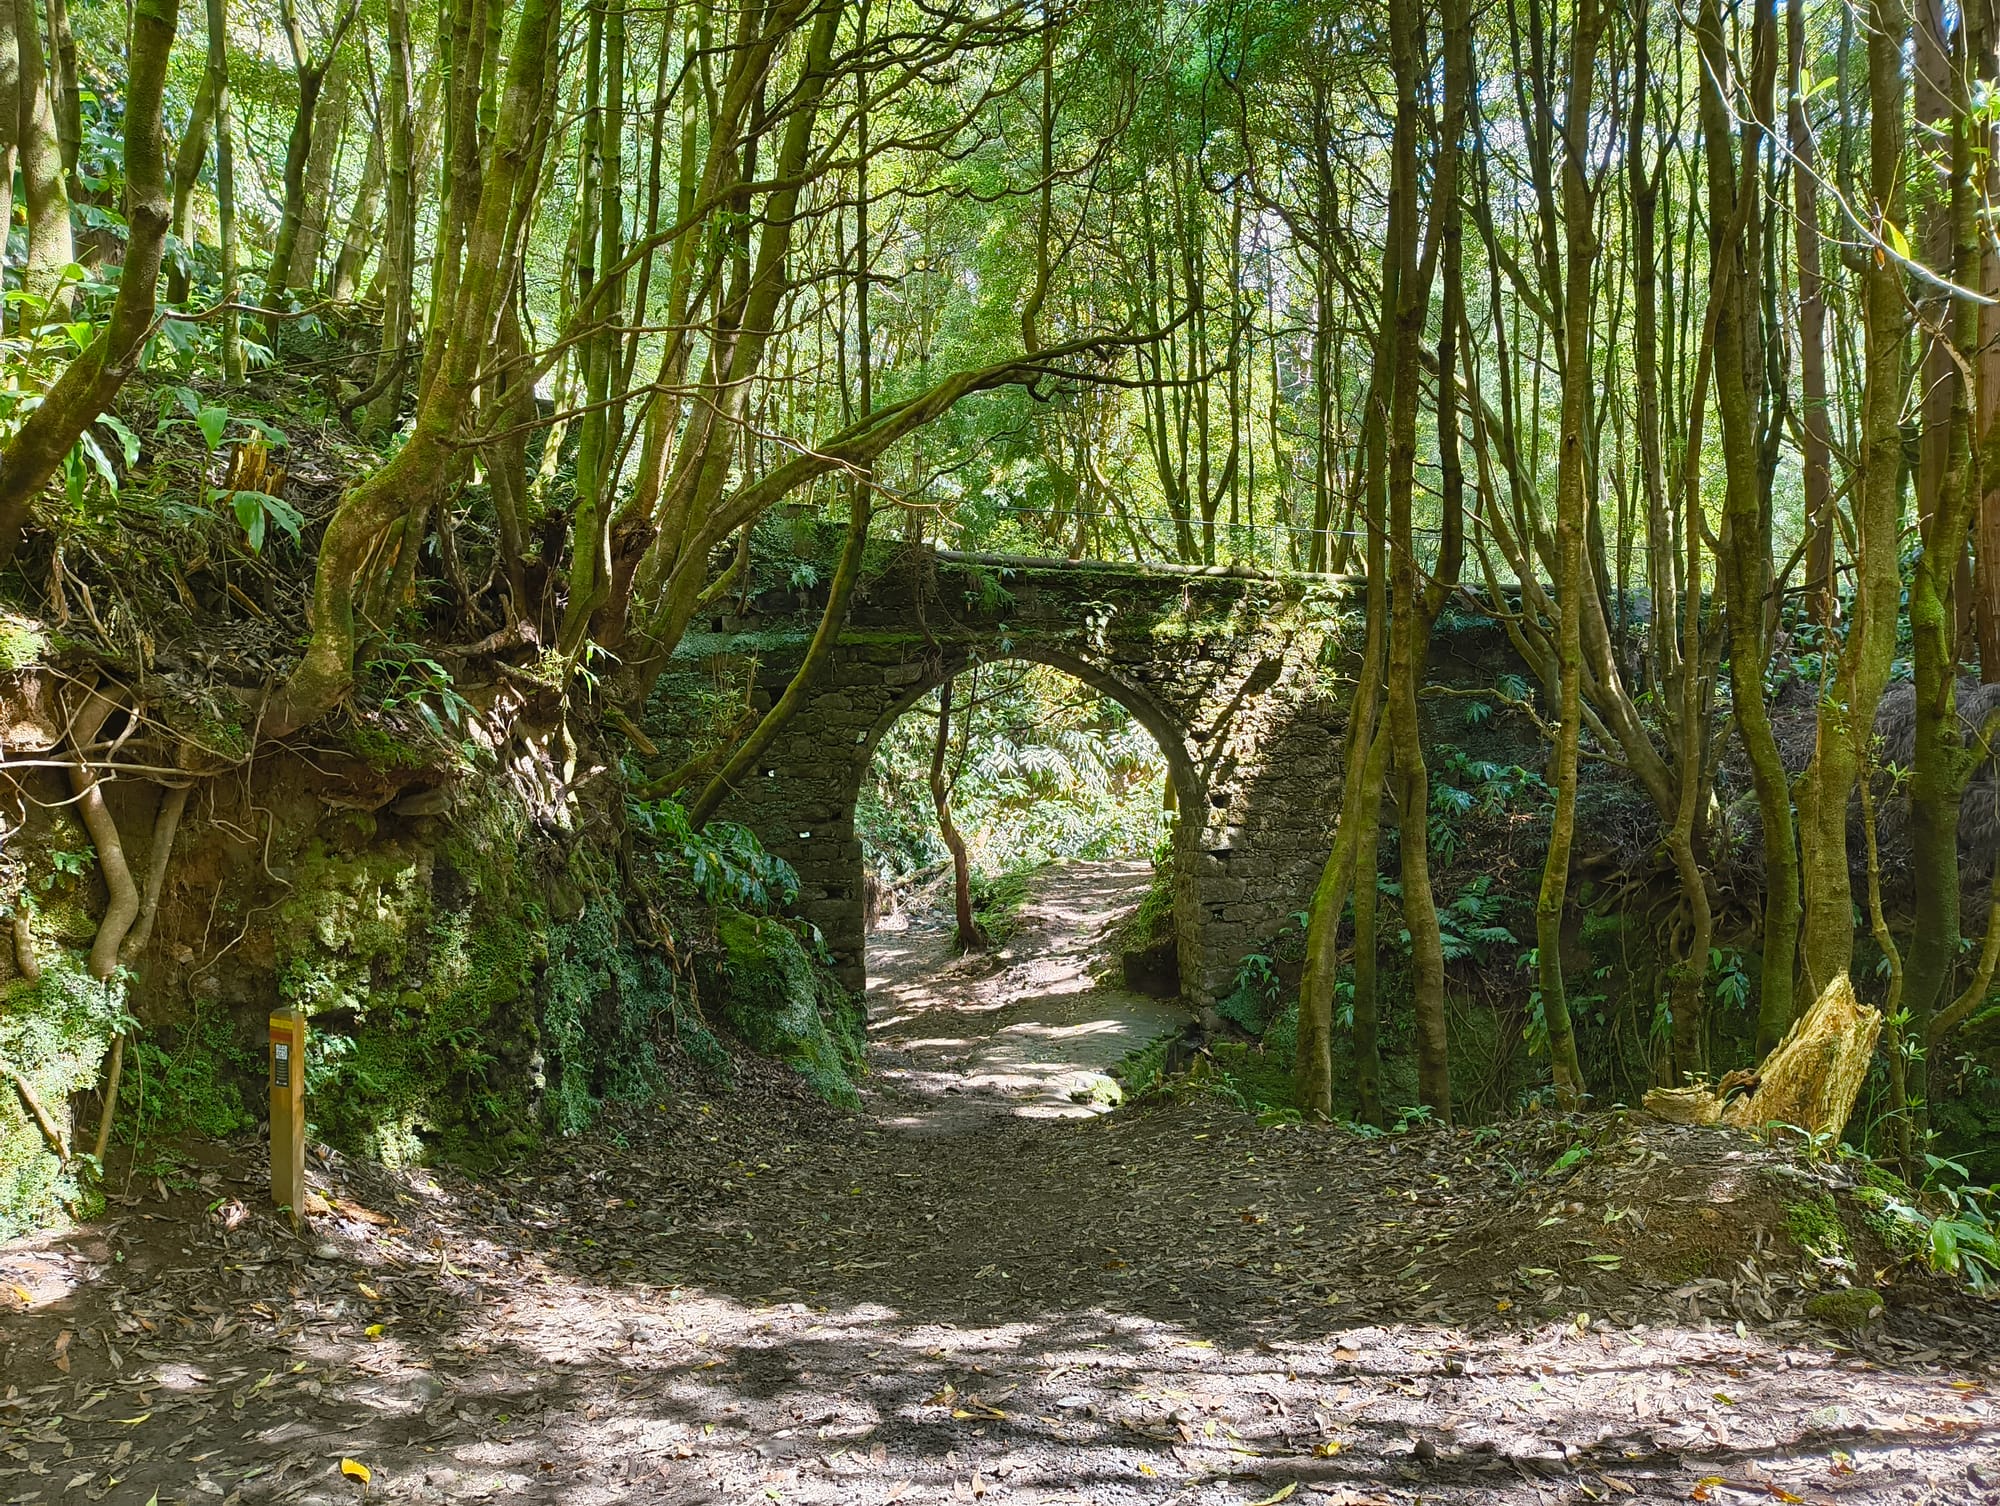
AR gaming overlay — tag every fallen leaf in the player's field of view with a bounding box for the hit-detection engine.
[357,1283,381,1301]
[340,1458,372,1485]
[365,1324,385,1340]
[1311,1440,1344,1458]
[1247,1484,1298,1505]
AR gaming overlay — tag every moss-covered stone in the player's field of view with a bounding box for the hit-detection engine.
[710,909,863,1107]
[1804,1287,1885,1327]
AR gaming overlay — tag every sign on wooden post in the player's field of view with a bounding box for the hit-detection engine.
[268,1007,307,1224]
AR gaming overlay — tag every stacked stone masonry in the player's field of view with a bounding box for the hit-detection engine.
[682,548,1358,1006]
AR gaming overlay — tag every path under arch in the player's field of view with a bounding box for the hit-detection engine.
[866,860,1188,1126]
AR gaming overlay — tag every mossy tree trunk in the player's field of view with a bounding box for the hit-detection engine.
[1700,0,1795,1058]
[1793,0,1909,1011]
[0,0,180,564]
[1904,1,1992,1111]
[1531,0,1603,1110]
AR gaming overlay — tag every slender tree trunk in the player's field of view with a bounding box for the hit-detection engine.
[1533,0,1602,1109]
[165,69,214,304]
[690,487,870,829]
[1796,0,1909,1000]
[930,677,983,953]
[1791,0,1835,611]
[0,0,181,561]
[265,0,358,339]
[1295,337,1392,1120]
[0,0,18,312]
[1905,1,1987,1100]
[15,0,71,325]
[329,108,385,302]
[289,50,350,292]
[364,0,415,435]
[42,0,71,187]
[208,0,240,384]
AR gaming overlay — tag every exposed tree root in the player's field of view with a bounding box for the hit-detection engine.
[3,1059,71,1160]
[64,688,141,980]
[13,909,41,982]
[121,783,190,963]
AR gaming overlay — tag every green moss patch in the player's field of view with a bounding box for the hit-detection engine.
[277,811,542,1168]
[0,956,122,1239]
[708,909,864,1108]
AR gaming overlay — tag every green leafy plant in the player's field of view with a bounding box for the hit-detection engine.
[629,797,801,912]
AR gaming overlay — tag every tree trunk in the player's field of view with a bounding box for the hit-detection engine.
[0,0,19,311]
[42,0,72,187]
[931,677,983,954]
[1790,0,1835,610]
[328,107,385,302]
[364,0,416,435]
[288,49,350,292]
[1533,0,1603,1109]
[1905,0,1987,1096]
[15,0,71,326]
[0,0,181,562]
[1796,0,1909,1001]
[165,69,214,304]
[207,0,240,384]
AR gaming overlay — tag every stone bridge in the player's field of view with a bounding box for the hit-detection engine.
[678,547,1358,1006]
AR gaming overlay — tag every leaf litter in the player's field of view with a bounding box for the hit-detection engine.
[1,871,1997,1504]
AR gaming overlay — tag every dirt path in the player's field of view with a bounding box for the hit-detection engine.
[3,865,2000,1505]
[865,860,1187,1124]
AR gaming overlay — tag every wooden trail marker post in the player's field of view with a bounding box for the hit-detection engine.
[269,1006,306,1224]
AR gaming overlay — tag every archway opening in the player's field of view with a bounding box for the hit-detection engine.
[854,657,1196,1114]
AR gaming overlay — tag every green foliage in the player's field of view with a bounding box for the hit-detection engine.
[1217,949,1282,1035]
[0,611,48,671]
[363,643,479,757]
[1858,1155,2000,1294]
[630,798,800,912]
[1435,876,1518,962]
[541,897,716,1135]
[126,1009,258,1143]
[859,664,1169,881]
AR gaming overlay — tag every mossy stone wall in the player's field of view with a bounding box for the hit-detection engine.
[684,546,1357,1005]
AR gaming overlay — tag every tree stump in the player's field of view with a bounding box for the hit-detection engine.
[1644,974,1882,1144]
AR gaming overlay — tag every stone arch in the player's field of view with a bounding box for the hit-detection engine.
[851,643,1208,998]
[692,549,1354,1006]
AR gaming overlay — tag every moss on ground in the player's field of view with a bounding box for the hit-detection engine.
[709,909,864,1108]
[1784,1193,1849,1259]
[1804,1287,1885,1327]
